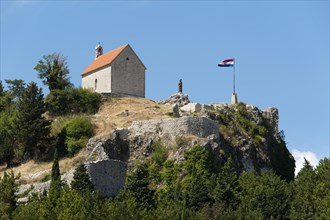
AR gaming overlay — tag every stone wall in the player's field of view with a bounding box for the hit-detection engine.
[87,160,126,198]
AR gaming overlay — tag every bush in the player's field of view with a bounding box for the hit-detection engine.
[151,141,168,165]
[64,116,94,140]
[62,116,94,156]
[46,88,101,116]
[66,137,88,156]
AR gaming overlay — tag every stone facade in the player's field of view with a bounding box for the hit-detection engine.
[82,44,146,97]
[82,66,112,93]
[111,46,146,97]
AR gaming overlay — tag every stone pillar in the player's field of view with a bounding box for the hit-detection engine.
[231,93,238,104]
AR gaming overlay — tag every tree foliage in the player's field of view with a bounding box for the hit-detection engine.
[0,171,20,219]
[14,82,51,161]
[34,53,71,91]
[61,116,94,156]
[71,163,94,192]
[45,88,102,116]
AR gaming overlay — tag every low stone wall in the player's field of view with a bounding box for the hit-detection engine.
[87,160,126,198]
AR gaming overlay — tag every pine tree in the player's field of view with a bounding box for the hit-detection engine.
[213,156,240,209]
[15,82,50,160]
[314,157,330,218]
[182,145,212,210]
[0,171,20,219]
[124,163,155,210]
[239,170,291,219]
[5,79,26,100]
[71,163,94,192]
[290,158,317,219]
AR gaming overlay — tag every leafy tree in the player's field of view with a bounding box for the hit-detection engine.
[0,171,20,219]
[14,82,51,160]
[34,53,71,91]
[71,163,94,192]
[45,88,102,116]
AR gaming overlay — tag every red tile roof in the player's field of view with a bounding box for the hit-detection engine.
[81,44,128,76]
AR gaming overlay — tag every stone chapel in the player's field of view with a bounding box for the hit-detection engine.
[81,43,146,97]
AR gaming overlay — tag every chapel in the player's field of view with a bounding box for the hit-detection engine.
[81,43,146,97]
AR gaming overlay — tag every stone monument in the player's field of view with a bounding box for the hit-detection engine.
[178,79,183,93]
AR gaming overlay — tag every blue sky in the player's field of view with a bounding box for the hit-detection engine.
[1,1,329,171]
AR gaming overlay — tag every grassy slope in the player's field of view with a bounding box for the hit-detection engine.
[0,97,172,183]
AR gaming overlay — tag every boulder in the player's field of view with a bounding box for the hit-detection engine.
[159,93,190,107]
[86,132,130,163]
[180,103,202,113]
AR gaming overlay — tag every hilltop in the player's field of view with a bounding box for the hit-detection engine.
[0,94,296,199]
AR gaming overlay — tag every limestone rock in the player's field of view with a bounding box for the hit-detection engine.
[180,103,202,113]
[159,93,190,107]
[128,116,220,142]
[86,132,130,163]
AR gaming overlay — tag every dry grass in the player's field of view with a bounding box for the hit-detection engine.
[1,97,171,184]
[92,97,172,136]
[0,150,87,184]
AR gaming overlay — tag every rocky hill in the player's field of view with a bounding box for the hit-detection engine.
[13,93,295,199]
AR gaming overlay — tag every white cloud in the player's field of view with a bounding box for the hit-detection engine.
[291,149,319,176]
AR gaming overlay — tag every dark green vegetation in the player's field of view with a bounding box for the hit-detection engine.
[1,146,329,219]
[211,102,295,182]
[0,53,101,166]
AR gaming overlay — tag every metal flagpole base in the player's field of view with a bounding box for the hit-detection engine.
[231,93,238,105]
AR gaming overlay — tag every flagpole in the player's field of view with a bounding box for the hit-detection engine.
[233,59,236,94]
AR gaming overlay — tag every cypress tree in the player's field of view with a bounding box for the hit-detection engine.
[48,148,61,207]
[71,163,94,192]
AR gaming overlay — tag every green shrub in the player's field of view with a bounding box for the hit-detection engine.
[46,88,101,116]
[66,137,88,156]
[151,141,168,166]
[64,116,94,140]
[62,116,94,156]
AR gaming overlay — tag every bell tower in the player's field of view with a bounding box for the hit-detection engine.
[95,42,103,59]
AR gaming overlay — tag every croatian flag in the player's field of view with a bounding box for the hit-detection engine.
[218,58,235,67]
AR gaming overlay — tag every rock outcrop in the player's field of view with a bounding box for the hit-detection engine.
[159,93,190,107]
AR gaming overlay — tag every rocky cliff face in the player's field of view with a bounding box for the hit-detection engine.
[85,96,295,197]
